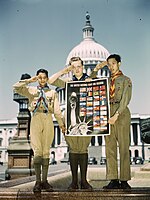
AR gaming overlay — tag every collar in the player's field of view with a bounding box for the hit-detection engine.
[72,73,89,81]
[111,70,123,79]
[37,84,50,91]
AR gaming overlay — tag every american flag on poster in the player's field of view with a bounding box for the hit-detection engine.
[65,78,110,136]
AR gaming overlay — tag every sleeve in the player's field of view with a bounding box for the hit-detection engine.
[117,77,132,114]
[51,78,66,88]
[13,80,31,98]
[89,70,98,79]
[53,92,64,127]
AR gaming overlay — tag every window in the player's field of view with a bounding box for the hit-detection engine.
[8,137,12,145]
[133,123,138,145]
[0,139,2,146]
[91,136,95,146]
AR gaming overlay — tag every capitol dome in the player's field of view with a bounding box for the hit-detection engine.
[66,12,110,66]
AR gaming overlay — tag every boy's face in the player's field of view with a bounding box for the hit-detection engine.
[71,60,83,79]
[107,58,120,76]
[37,72,48,87]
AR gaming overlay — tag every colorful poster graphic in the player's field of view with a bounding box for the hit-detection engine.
[65,78,110,136]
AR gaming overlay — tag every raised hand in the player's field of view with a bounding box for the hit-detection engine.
[95,61,108,71]
[63,65,74,74]
[28,76,38,83]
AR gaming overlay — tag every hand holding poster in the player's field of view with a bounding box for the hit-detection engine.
[65,78,110,136]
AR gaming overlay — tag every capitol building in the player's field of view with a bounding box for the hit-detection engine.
[0,13,150,165]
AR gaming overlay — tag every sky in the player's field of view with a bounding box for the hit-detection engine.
[0,0,150,120]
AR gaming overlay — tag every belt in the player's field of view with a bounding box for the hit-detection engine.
[110,101,119,104]
[36,110,48,113]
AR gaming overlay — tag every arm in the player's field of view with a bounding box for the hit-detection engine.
[13,76,37,98]
[117,77,132,114]
[90,61,108,78]
[48,65,73,88]
[53,92,66,133]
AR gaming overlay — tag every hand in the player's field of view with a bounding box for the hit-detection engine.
[28,76,38,83]
[85,78,92,82]
[63,65,73,74]
[95,61,107,71]
[108,113,119,125]
[60,125,66,135]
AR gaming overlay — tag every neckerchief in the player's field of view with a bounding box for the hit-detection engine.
[33,85,49,114]
[110,70,123,99]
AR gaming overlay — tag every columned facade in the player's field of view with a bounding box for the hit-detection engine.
[130,114,150,161]
[0,119,17,164]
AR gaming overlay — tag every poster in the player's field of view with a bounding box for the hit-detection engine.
[65,78,110,136]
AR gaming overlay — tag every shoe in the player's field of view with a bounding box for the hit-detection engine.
[103,180,120,189]
[80,181,93,190]
[68,182,79,190]
[41,180,53,191]
[120,181,131,189]
[33,181,41,193]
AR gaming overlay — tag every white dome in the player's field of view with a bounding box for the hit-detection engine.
[66,38,109,65]
[66,12,110,66]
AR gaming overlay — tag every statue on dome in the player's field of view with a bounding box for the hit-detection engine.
[86,11,90,20]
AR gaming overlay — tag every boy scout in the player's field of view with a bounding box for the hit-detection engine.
[13,69,65,193]
[49,57,95,190]
[94,54,132,189]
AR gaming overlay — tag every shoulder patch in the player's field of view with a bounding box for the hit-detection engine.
[127,78,132,87]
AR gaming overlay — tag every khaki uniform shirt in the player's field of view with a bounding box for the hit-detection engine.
[109,75,132,116]
[13,80,64,127]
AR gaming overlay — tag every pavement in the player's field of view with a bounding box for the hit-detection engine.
[0,162,149,189]
[0,163,150,200]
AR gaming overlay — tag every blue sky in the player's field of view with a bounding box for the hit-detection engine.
[0,0,150,120]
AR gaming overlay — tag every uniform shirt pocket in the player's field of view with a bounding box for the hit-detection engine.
[47,96,54,112]
[115,82,122,102]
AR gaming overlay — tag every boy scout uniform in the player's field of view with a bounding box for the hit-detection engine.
[52,73,92,189]
[13,79,64,192]
[13,80,64,158]
[105,75,132,181]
